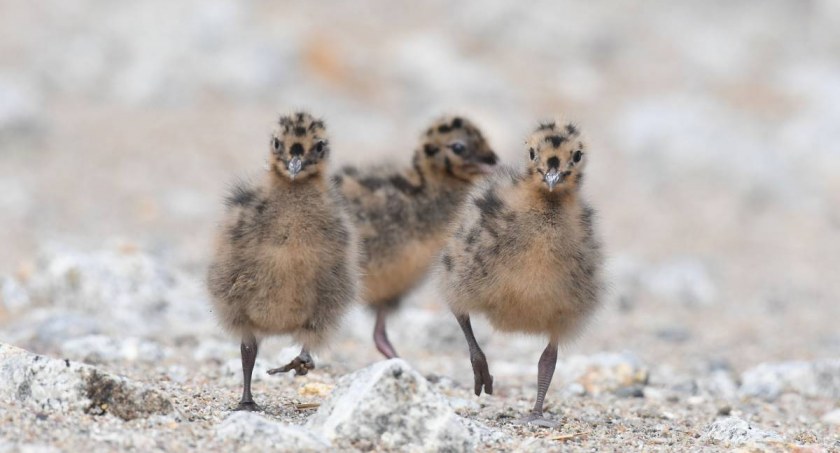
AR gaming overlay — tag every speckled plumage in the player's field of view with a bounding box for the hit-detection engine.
[334,115,498,357]
[438,118,603,426]
[207,111,359,409]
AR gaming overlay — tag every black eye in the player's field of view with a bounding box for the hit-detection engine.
[573,150,582,163]
[272,137,282,152]
[316,141,325,153]
[529,148,535,160]
[450,143,466,155]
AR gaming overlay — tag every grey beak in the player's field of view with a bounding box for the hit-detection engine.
[544,168,562,191]
[287,156,303,178]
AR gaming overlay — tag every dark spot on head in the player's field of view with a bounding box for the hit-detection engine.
[547,135,566,147]
[538,121,556,131]
[475,190,503,219]
[437,124,452,133]
[309,120,324,131]
[529,148,535,160]
[441,254,453,272]
[424,144,439,156]
[290,143,304,156]
[451,117,463,128]
[296,112,305,121]
[293,127,306,137]
[547,156,560,169]
[65,359,70,367]
[566,123,578,135]
[481,153,497,165]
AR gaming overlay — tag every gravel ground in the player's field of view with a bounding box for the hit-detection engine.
[2,1,839,451]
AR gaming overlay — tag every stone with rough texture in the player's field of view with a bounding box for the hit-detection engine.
[21,246,212,337]
[0,342,172,420]
[59,334,168,365]
[702,417,782,445]
[307,359,475,452]
[556,352,650,396]
[740,360,840,401]
[216,412,329,452]
[820,409,840,425]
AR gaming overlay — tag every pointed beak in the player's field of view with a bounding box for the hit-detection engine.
[287,156,303,178]
[544,168,563,191]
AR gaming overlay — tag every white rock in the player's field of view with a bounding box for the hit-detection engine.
[556,352,649,396]
[216,412,329,452]
[821,409,840,425]
[0,342,172,420]
[59,334,168,364]
[0,441,62,453]
[23,245,213,337]
[392,307,466,352]
[697,370,739,400]
[306,359,475,452]
[740,360,840,400]
[0,277,30,314]
[0,78,43,136]
[642,258,718,306]
[702,417,782,445]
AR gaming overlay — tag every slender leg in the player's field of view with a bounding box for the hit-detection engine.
[373,306,399,359]
[236,332,259,411]
[267,346,315,376]
[515,342,560,428]
[455,314,493,396]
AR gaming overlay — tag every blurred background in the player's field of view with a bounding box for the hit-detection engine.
[1,0,839,395]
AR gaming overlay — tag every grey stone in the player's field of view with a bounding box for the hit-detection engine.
[556,352,649,396]
[740,360,840,400]
[216,412,329,452]
[22,246,213,337]
[821,409,840,425]
[0,277,30,314]
[0,342,172,420]
[702,417,782,445]
[307,359,475,452]
[697,370,739,400]
[0,78,43,137]
[642,258,718,307]
[59,335,168,365]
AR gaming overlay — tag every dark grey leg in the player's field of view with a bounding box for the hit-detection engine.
[373,306,399,359]
[455,314,493,396]
[516,342,560,428]
[267,347,315,376]
[236,333,259,411]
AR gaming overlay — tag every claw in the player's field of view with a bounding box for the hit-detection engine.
[470,353,494,396]
[267,353,315,376]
